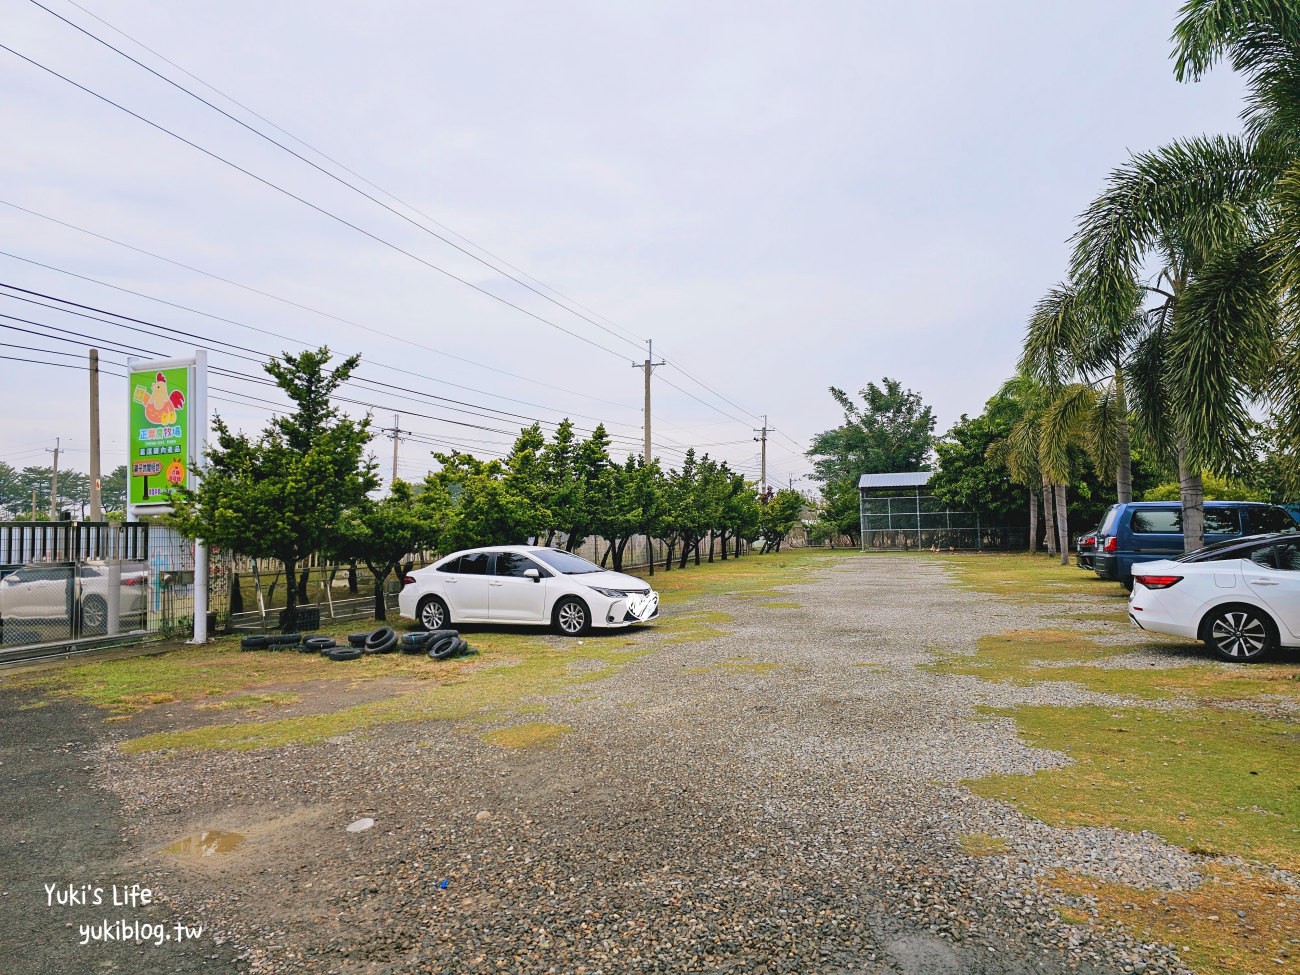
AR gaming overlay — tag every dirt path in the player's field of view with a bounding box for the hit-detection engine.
[3,555,1188,973]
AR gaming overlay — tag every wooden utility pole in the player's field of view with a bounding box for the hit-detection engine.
[47,437,60,519]
[631,339,664,461]
[89,349,102,520]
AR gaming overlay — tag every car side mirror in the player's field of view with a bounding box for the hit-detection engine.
[523,568,541,582]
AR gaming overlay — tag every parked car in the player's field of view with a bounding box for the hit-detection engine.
[1075,521,1104,570]
[397,546,659,636]
[1129,531,1300,662]
[1093,501,1295,588]
[0,561,147,637]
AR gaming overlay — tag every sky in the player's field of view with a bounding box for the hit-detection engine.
[0,0,1250,493]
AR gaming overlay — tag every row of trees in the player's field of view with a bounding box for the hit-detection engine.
[173,349,808,622]
[0,463,128,520]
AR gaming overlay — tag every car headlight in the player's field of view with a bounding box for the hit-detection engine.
[588,586,626,598]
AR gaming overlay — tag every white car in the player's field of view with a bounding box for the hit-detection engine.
[1129,532,1300,662]
[398,545,659,636]
[0,561,148,638]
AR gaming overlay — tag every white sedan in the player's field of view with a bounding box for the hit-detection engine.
[1129,532,1300,662]
[398,545,659,636]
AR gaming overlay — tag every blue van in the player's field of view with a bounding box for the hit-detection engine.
[1093,501,1296,588]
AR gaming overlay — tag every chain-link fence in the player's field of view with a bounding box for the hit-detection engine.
[860,495,1027,551]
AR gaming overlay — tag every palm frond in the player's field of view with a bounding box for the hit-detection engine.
[1039,384,1095,482]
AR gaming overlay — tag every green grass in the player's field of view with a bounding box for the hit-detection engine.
[481,722,571,749]
[957,833,1009,857]
[937,552,1127,603]
[970,704,1300,869]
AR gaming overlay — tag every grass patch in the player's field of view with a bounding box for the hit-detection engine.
[968,704,1300,870]
[657,610,734,645]
[957,833,1009,857]
[938,553,1125,603]
[1048,865,1300,975]
[194,693,301,712]
[481,722,571,749]
[930,628,1300,704]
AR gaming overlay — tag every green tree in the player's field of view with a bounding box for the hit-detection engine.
[172,347,378,626]
[930,411,1027,524]
[335,480,447,620]
[101,465,128,518]
[809,479,862,546]
[427,451,546,550]
[757,488,805,552]
[807,378,936,485]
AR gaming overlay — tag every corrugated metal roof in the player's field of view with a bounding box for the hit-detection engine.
[858,471,933,489]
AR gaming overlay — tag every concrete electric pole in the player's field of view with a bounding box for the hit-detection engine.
[47,437,60,519]
[631,339,664,462]
[384,413,410,490]
[753,415,772,496]
[89,349,102,520]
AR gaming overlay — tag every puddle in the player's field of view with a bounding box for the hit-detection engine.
[163,830,246,857]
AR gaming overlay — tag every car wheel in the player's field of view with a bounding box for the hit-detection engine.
[552,596,590,636]
[1203,605,1276,663]
[417,595,450,631]
[80,595,108,636]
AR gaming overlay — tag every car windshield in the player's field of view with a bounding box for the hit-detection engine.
[531,549,603,574]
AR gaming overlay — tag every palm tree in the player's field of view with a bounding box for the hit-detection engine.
[1173,2,1300,494]
[1069,133,1280,551]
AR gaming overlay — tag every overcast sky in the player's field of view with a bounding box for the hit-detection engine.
[0,0,1248,491]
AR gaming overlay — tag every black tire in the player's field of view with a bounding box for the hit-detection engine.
[270,633,302,647]
[416,595,451,632]
[80,595,108,636]
[450,638,469,657]
[347,632,370,647]
[552,596,591,636]
[303,635,336,651]
[399,632,434,653]
[364,626,397,654]
[240,634,271,651]
[1202,605,1277,663]
[326,646,363,661]
[427,633,459,660]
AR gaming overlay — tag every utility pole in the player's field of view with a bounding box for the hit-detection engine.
[383,413,410,490]
[47,437,60,519]
[89,349,102,520]
[753,415,772,496]
[631,339,664,461]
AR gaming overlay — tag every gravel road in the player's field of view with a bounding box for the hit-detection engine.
[4,555,1202,974]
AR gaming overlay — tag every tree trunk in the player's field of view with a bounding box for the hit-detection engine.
[708,532,715,563]
[679,537,691,569]
[1028,487,1039,553]
[1041,475,1057,557]
[735,534,742,558]
[599,541,612,568]
[1178,445,1205,553]
[612,537,629,573]
[229,572,244,614]
[282,556,297,627]
[719,529,729,560]
[545,529,555,547]
[646,536,655,576]
[347,559,358,595]
[693,538,701,565]
[368,562,389,621]
[1114,367,1133,503]
[298,565,311,603]
[664,542,674,571]
[1055,482,1069,566]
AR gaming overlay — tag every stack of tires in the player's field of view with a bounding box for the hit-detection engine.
[237,626,471,662]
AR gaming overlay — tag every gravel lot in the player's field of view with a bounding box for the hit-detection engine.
[4,555,1205,974]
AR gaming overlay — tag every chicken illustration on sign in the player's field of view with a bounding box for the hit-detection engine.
[133,372,186,425]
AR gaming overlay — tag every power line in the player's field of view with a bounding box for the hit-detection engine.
[28,0,650,356]
[0,39,635,361]
[10,7,773,441]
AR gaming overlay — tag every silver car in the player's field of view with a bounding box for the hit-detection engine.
[0,561,147,638]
